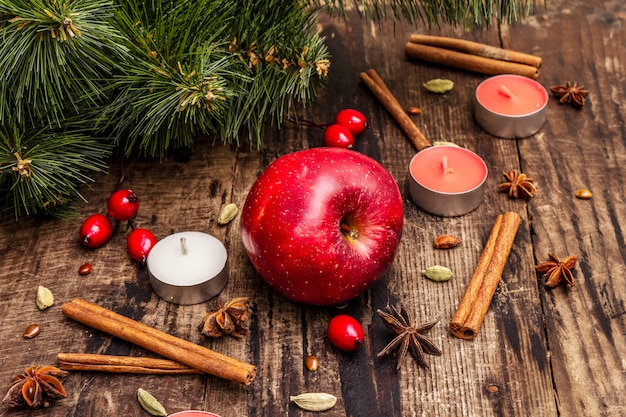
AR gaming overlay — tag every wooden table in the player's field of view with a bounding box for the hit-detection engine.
[2,0,625,415]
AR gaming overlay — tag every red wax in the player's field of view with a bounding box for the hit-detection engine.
[410,146,487,193]
[168,412,220,417]
[476,74,548,116]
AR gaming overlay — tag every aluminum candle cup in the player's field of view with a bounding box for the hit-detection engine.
[475,74,548,138]
[409,146,488,217]
[146,231,228,305]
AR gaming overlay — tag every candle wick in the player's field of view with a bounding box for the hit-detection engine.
[442,156,449,175]
[180,237,188,256]
[498,84,516,100]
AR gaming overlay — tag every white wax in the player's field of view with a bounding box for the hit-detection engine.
[147,232,227,286]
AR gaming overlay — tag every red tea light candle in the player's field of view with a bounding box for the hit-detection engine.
[409,146,488,216]
[475,74,548,138]
[169,412,221,417]
[147,231,228,305]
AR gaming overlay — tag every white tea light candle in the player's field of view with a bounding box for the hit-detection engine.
[147,231,228,305]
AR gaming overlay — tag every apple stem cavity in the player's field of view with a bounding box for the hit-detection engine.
[340,221,359,240]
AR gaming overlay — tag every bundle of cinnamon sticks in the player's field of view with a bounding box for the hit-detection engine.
[60,298,256,385]
[405,35,542,79]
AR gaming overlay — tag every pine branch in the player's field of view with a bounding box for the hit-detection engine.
[0,0,128,127]
[313,0,539,27]
[0,124,111,219]
[98,0,330,157]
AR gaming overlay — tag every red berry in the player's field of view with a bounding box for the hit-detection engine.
[327,314,364,351]
[323,124,355,149]
[107,189,139,221]
[79,213,113,248]
[335,109,368,136]
[127,228,157,263]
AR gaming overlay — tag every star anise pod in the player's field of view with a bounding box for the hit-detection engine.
[550,81,589,108]
[499,170,536,199]
[376,304,442,370]
[199,297,250,339]
[2,365,68,408]
[535,253,580,287]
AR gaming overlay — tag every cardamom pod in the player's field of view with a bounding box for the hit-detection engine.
[433,141,460,147]
[422,265,453,282]
[36,285,54,310]
[423,78,454,94]
[217,203,238,225]
[137,388,167,416]
[290,392,337,412]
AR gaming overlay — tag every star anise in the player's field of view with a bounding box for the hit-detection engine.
[199,296,250,339]
[535,253,580,287]
[499,170,536,199]
[2,365,68,408]
[376,304,442,369]
[550,81,589,108]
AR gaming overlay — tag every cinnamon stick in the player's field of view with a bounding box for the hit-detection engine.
[359,69,431,151]
[409,35,542,68]
[449,212,521,340]
[62,298,256,385]
[405,42,540,80]
[57,353,202,375]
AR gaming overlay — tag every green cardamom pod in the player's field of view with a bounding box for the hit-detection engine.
[423,78,454,94]
[217,203,239,225]
[422,265,453,282]
[137,388,167,416]
[290,392,337,412]
[36,285,54,310]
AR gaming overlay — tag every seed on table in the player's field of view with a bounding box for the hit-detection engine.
[575,189,592,199]
[305,355,319,371]
[407,106,422,115]
[79,263,92,275]
[23,323,41,339]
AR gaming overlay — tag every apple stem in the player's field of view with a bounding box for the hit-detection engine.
[340,222,359,240]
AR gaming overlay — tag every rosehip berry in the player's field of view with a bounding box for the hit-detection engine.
[335,109,368,136]
[323,124,355,149]
[107,189,139,221]
[79,213,113,248]
[127,228,157,263]
[327,314,364,351]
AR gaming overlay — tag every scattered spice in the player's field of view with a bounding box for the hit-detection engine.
[36,285,54,310]
[434,234,461,249]
[535,253,580,287]
[376,303,442,369]
[499,170,536,199]
[486,384,499,393]
[199,297,250,339]
[78,263,92,275]
[407,106,422,115]
[137,388,167,416]
[217,203,239,225]
[423,78,454,93]
[304,355,319,372]
[575,189,592,199]
[422,265,453,282]
[1,365,68,408]
[23,323,41,339]
[290,393,337,412]
[550,81,589,108]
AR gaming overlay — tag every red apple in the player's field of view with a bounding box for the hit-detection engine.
[240,147,403,306]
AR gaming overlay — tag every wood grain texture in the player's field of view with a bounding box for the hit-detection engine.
[1,0,625,415]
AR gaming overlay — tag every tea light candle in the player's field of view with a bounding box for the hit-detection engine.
[147,231,228,305]
[409,145,488,216]
[475,74,548,138]
[168,412,221,417]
